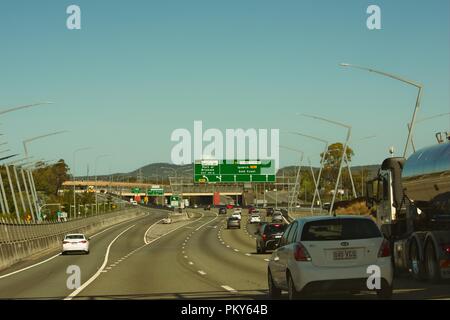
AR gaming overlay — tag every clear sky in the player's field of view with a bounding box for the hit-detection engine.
[0,0,449,175]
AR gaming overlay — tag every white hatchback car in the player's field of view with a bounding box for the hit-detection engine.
[231,211,242,220]
[267,216,393,299]
[249,214,261,224]
[62,234,90,255]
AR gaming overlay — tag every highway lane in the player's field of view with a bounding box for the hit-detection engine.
[0,208,168,299]
[73,210,233,299]
[1,207,448,300]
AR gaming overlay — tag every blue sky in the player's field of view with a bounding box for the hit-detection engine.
[0,0,449,175]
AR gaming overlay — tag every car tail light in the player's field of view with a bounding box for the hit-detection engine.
[378,239,391,257]
[442,244,450,254]
[294,243,311,261]
[262,234,267,241]
[80,240,87,243]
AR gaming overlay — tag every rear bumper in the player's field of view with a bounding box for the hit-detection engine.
[62,244,89,252]
[290,258,393,292]
[301,278,391,294]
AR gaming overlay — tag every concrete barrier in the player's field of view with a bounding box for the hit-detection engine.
[0,208,145,272]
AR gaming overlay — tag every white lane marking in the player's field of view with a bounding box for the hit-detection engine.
[64,224,135,300]
[143,218,164,244]
[144,212,205,245]
[221,285,238,293]
[198,270,206,275]
[234,249,239,252]
[226,245,230,248]
[0,215,148,280]
[264,258,270,262]
[0,253,61,280]
[188,261,194,265]
[245,253,251,256]
[195,213,219,231]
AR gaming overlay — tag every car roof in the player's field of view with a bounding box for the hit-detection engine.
[294,215,372,223]
[65,233,85,236]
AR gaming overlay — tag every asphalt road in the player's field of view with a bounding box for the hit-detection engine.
[0,207,448,300]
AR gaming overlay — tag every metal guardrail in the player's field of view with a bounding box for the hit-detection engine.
[0,207,145,271]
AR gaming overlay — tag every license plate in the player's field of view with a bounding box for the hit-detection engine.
[333,249,357,260]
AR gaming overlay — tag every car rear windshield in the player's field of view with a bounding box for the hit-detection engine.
[65,235,84,239]
[265,224,285,234]
[229,217,239,221]
[301,218,381,241]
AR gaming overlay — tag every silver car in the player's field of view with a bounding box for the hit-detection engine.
[227,216,241,229]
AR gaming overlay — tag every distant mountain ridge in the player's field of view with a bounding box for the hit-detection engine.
[87,162,380,180]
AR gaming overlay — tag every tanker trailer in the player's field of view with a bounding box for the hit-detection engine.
[366,132,450,282]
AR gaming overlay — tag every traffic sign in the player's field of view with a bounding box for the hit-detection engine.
[147,188,164,196]
[131,187,141,193]
[194,160,275,183]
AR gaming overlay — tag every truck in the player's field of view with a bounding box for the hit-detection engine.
[366,132,450,282]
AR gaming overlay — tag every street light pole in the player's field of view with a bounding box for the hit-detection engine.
[302,114,352,215]
[340,63,423,158]
[407,112,450,152]
[95,154,111,215]
[73,147,91,219]
[23,131,68,221]
[279,146,304,215]
[288,131,329,214]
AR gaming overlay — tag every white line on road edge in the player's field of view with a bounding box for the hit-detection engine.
[195,213,219,231]
[0,253,61,280]
[264,258,270,262]
[198,270,206,275]
[221,285,238,293]
[144,212,205,245]
[245,253,251,256]
[0,215,147,281]
[64,224,136,300]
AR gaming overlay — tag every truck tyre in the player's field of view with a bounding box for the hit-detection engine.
[425,242,441,283]
[409,239,426,281]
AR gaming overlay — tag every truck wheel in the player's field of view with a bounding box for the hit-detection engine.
[409,240,425,281]
[425,242,441,283]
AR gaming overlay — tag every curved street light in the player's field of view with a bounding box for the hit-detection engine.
[340,63,422,158]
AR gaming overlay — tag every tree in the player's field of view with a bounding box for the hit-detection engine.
[320,143,354,195]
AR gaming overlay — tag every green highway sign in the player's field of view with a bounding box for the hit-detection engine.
[194,160,275,183]
[147,188,164,196]
[131,187,141,193]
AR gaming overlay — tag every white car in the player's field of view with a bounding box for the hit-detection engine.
[267,216,393,299]
[249,214,261,224]
[231,211,242,220]
[62,234,90,255]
